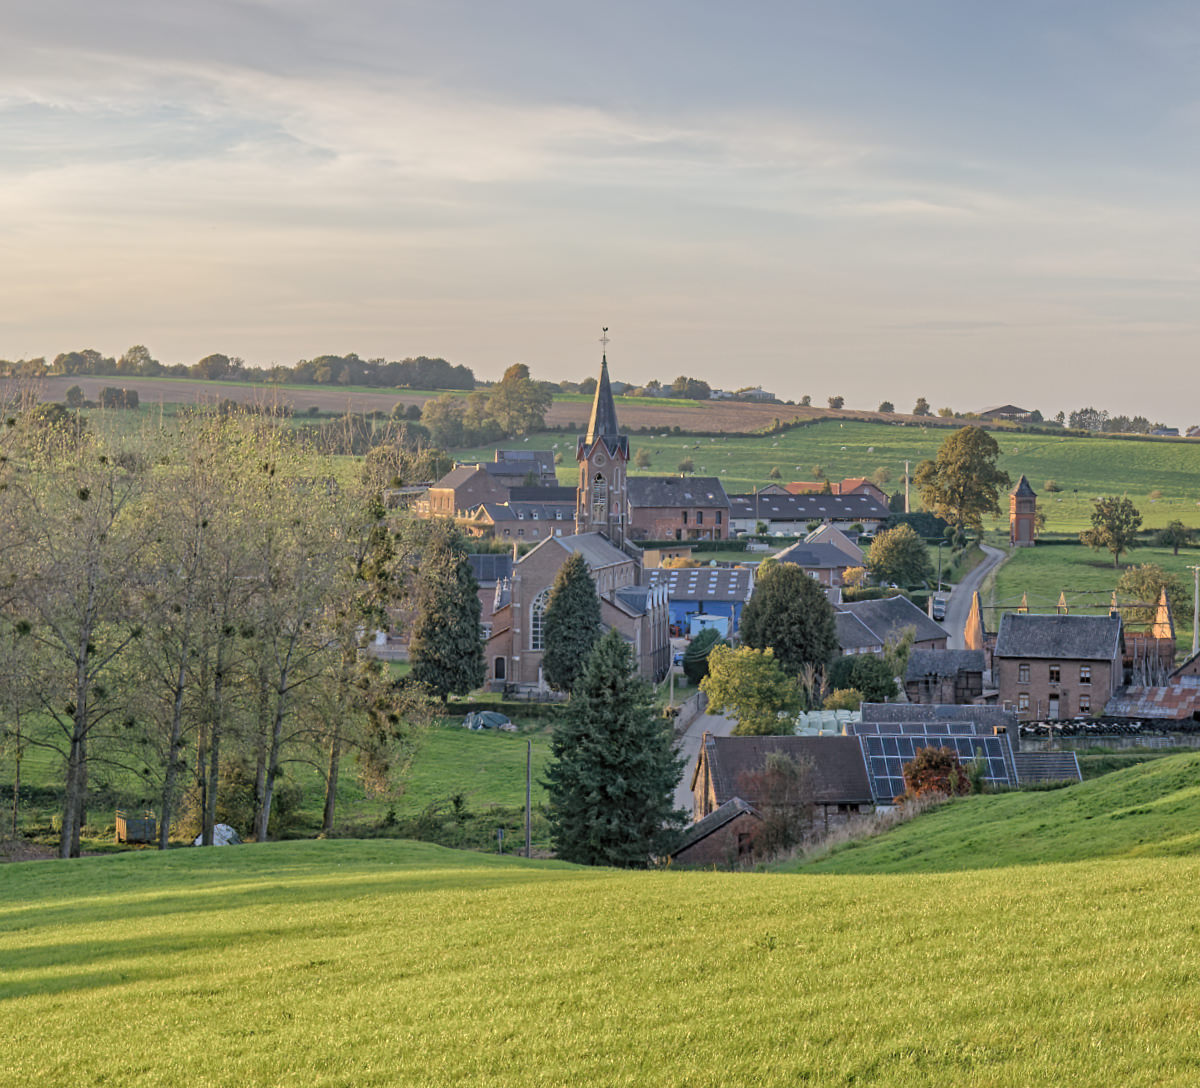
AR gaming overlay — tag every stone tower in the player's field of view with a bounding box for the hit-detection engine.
[1010,475,1037,547]
[575,351,629,544]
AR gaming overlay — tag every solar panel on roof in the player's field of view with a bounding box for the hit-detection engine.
[859,733,1015,801]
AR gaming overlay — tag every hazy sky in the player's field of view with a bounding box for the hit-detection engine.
[4,2,1200,422]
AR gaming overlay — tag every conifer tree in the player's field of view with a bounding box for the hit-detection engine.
[541,553,601,692]
[545,630,685,867]
[409,523,485,699]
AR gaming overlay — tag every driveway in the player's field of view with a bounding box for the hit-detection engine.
[945,543,1008,649]
[673,709,739,819]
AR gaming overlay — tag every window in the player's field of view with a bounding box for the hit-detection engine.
[1049,664,1061,683]
[591,473,607,524]
[682,510,689,525]
[1018,663,1030,683]
[1080,666,1091,685]
[716,510,722,525]
[1048,695,1059,717]
[517,528,524,537]
[530,589,550,650]
[481,623,492,640]
[494,656,505,681]
[1079,694,1090,713]
[1018,693,1030,711]
[696,511,704,525]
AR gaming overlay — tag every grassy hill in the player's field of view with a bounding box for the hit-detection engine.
[456,418,1200,531]
[6,830,1200,1085]
[790,750,1200,875]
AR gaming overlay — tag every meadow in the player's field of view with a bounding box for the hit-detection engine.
[7,755,1200,1086]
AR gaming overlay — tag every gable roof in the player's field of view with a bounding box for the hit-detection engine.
[545,532,632,571]
[994,613,1123,660]
[774,540,855,570]
[430,464,488,490]
[805,523,864,564]
[671,797,761,856]
[698,734,874,807]
[838,596,947,646]
[507,486,577,503]
[1011,475,1036,498]
[905,649,986,682]
[627,476,729,508]
[728,492,889,522]
[836,611,882,652]
[472,501,574,524]
[467,553,512,585]
[645,566,753,603]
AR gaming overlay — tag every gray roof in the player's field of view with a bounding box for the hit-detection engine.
[645,566,753,603]
[467,553,512,585]
[699,734,875,807]
[473,501,574,523]
[627,476,730,508]
[836,611,882,652]
[508,486,577,503]
[857,703,1018,731]
[774,540,855,570]
[612,584,651,615]
[494,448,555,470]
[585,355,621,445]
[994,613,1123,661]
[728,492,889,521]
[1011,475,1036,498]
[535,532,631,571]
[905,649,986,682]
[431,464,487,490]
[672,798,761,857]
[838,596,947,646]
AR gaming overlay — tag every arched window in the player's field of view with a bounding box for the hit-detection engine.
[530,588,550,651]
[591,473,607,524]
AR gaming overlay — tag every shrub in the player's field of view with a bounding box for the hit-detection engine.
[1044,479,1061,492]
[902,746,971,800]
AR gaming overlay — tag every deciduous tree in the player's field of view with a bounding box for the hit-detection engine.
[1156,520,1192,556]
[739,562,838,676]
[914,426,1010,536]
[701,645,803,735]
[1080,496,1142,568]
[867,524,933,587]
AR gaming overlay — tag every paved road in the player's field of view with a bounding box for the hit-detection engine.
[945,544,1008,649]
[673,709,738,818]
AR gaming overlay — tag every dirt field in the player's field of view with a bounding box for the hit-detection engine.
[6,376,933,434]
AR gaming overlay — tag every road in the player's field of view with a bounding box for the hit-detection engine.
[673,708,739,818]
[945,544,1008,649]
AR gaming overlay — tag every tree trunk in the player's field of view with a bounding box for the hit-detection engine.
[322,724,342,836]
[256,682,288,843]
[158,663,188,850]
[10,716,20,839]
[203,637,228,846]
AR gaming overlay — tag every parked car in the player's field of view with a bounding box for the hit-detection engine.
[931,597,947,621]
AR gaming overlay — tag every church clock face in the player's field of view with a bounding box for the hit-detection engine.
[593,453,607,467]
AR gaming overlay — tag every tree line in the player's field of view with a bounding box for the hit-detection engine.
[0,403,459,857]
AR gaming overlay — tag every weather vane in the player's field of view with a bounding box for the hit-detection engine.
[599,327,610,353]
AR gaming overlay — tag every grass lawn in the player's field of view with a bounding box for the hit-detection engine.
[5,830,1200,1085]
[988,542,1196,654]
[455,419,1200,532]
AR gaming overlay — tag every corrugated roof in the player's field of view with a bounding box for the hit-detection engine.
[1104,677,1200,720]
[858,703,1018,731]
[994,613,1123,661]
[728,492,890,521]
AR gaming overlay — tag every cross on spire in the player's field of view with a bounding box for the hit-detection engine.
[599,326,610,357]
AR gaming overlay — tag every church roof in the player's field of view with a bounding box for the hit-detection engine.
[1012,475,1036,498]
[579,354,629,458]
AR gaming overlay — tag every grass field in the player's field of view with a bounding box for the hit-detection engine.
[7,755,1200,1086]
[456,419,1200,532]
[987,542,1196,653]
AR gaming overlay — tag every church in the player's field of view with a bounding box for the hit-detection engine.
[482,350,672,690]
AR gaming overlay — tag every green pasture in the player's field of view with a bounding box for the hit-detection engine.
[793,751,1200,875]
[5,833,1200,1084]
[455,419,1200,531]
[988,543,1197,653]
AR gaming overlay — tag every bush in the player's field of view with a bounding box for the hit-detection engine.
[901,746,972,800]
[1044,479,1061,492]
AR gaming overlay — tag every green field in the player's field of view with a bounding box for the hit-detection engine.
[988,543,1196,653]
[456,419,1200,532]
[8,758,1200,1086]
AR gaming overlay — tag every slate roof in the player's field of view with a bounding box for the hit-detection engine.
[544,532,631,570]
[994,613,1123,661]
[835,611,882,652]
[493,449,555,471]
[805,524,864,564]
[627,476,729,508]
[467,553,512,585]
[774,540,855,570]
[612,584,652,615]
[697,734,875,807]
[857,703,1018,732]
[473,501,574,523]
[430,464,487,490]
[1011,475,1036,498]
[728,492,889,522]
[579,355,629,458]
[838,596,947,646]
[905,649,986,682]
[645,566,753,602]
[672,798,761,857]
[508,486,577,503]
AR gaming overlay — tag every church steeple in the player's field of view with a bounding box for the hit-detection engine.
[576,329,629,543]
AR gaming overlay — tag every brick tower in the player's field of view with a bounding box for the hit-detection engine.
[1010,475,1037,547]
[575,340,629,545]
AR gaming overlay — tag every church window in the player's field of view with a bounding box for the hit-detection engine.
[530,588,550,651]
[592,473,608,523]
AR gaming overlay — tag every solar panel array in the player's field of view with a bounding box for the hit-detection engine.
[852,724,1017,802]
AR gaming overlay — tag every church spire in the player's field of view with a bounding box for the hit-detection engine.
[585,328,621,445]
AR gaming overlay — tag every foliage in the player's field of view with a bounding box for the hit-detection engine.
[902,745,972,800]
[1116,563,1191,626]
[877,400,894,414]
[738,561,838,676]
[543,630,684,867]
[913,396,931,416]
[827,395,844,409]
[1079,496,1142,568]
[634,447,652,468]
[826,654,896,703]
[409,522,486,699]
[1044,479,1061,492]
[682,627,724,685]
[842,565,868,590]
[487,363,553,437]
[883,625,916,681]
[677,457,694,474]
[1156,520,1192,555]
[822,688,863,711]
[541,553,601,692]
[866,524,933,586]
[736,752,813,859]
[701,645,803,735]
[914,426,1011,534]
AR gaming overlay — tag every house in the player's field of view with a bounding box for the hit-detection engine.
[487,448,558,487]
[483,532,669,689]
[728,492,890,535]
[784,478,889,505]
[1151,427,1180,437]
[626,476,730,541]
[644,564,754,638]
[993,613,1123,720]
[835,611,885,656]
[837,596,948,653]
[465,488,578,541]
[669,798,762,867]
[904,649,986,705]
[804,523,865,565]
[690,733,875,830]
[423,464,510,517]
[773,539,857,586]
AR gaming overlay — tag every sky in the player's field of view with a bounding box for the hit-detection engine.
[3,1,1200,423]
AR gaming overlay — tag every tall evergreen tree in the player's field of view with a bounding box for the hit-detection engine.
[541,553,601,692]
[409,523,485,699]
[544,630,685,867]
[739,561,838,676]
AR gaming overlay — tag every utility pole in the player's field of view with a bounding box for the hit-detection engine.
[525,739,532,858]
[904,460,910,514]
[1189,565,1200,658]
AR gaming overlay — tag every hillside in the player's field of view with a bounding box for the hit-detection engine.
[5,836,1200,1085]
[792,750,1200,875]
